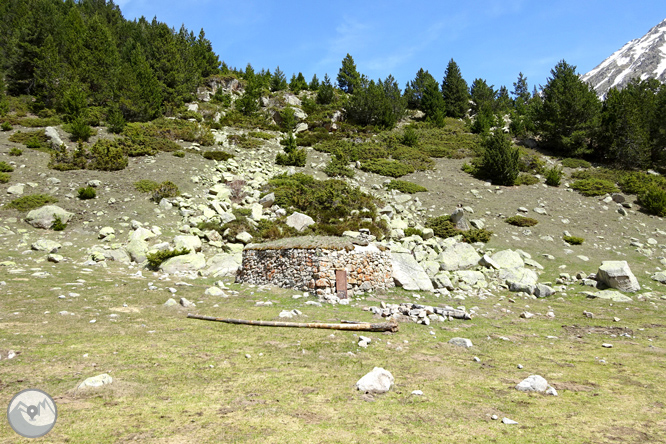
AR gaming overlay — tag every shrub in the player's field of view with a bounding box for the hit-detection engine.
[360,159,414,178]
[0,172,10,183]
[229,133,262,148]
[561,158,591,169]
[618,172,666,195]
[151,181,180,202]
[401,125,419,147]
[9,147,22,156]
[403,227,424,238]
[385,179,427,194]
[134,180,160,193]
[506,215,538,227]
[5,194,57,211]
[67,117,93,142]
[77,186,96,199]
[48,143,86,171]
[1,121,12,131]
[203,150,234,161]
[638,185,666,217]
[172,151,185,158]
[477,131,519,186]
[51,215,66,231]
[545,166,563,186]
[249,131,274,140]
[9,130,49,151]
[275,133,306,167]
[323,154,354,178]
[106,106,126,134]
[0,161,14,172]
[88,139,128,171]
[571,178,618,196]
[514,173,539,186]
[146,248,191,269]
[563,235,584,245]
[518,152,546,174]
[179,110,202,122]
[462,228,493,243]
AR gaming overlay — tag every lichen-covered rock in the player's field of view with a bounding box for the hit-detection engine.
[596,261,640,292]
[356,367,394,393]
[286,212,315,232]
[392,251,434,292]
[438,242,481,271]
[160,253,206,274]
[25,205,73,229]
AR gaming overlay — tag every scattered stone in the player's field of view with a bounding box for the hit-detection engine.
[356,367,394,394]
[502,418,518,425]
[516,375,557,395]
[583,310,595,318]
[25,205,74,229]
[602,343,613,348]
[520,312,534,319]
[204,287,226,296]
[78,374,112,389]
[448,337,473,348]
[163,298,178,307]
[651,271,666,284]
[586,290,633,302]
[411,390,424,396]
[285,212,315,232]
[179,297,195,308]
[391,251,434,291]
[31,239,62,253]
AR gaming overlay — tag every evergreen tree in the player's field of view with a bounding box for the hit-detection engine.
[495,86,512,115]
[289,72,307,93]
[478,130,520,186]
[337,53,360,94]
[236,75,261,116]
[511,72,530,105]
[316,74,334,105]
[536,60,601,157]
[420,78,446,126]
[346,74,405,129]
[595,79,659,168]
[470,78,495,134]
[441,59,469,118]
[33,34,64,109]
[404,68,437,110]
[308,73,320,91]
[192,29,220,78]
[81,14,120,104]
[270,66,287,92]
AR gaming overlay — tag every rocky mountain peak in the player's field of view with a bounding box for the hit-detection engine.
[582,18,666,97]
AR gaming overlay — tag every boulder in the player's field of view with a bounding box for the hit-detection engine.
[126,239,148,264]
[432,272,454,290]
[98,227,115,239]
[454,270,486,287]
[7,184,24,195]
[160,253,206,274]
[500,267,538,294]
[534,284,555,298]
[596,261,640,292]
[391,252,434,291]
[448,337,473,348]
[25,205,74,229]
[45,126,64,149]
[651,271,666,284]
[586,290,633,302]
[438,242,481,271]
[356,367,394,393]
[286,212,315,232]
[491,250,525,269]
[129,227,156,242]
[515,375,556,395]
[204,252,242,277]
[78,373,112,389]
[31,239,62,253]
[235,231,253,244]
[173,235,202,253]
[259,192,275,208]
[450,208,469,230]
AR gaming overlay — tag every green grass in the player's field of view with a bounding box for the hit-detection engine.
[385,179,428,194]
[570,178,618,197]
[0,259,664,443]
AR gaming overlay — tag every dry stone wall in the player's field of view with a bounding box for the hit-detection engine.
[237,243,394,295]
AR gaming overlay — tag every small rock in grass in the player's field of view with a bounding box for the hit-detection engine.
[179,297,195,308]
[502,417,518,425]
[78,373,112,389]
[602,343,613,348]
[356,367,394,394]
[448,337,473,348]
[411,390,424,396]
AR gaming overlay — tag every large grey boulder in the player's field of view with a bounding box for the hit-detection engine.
[45,126,64,149]
[174,235,202,253]
[651,271,666,284]
[286,212,315,232]
[126,239,148,264]
[160,253,207,274]
[204,253,242,277]
[500,267,538,294]
[596,261,640,292]
[259,192,275,208]
[392,251,434,291]
[356,367,394,393]
[454,270,486,287]
[128,227,156,242]
[25,205,74,229]
[438,242,481,271]
[491,250,525,269]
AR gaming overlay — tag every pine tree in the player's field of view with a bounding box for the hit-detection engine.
[308,74,320,91]
[337,53,360,94]
[316,74,334,105]
[441,59,469,119]
[289,72,307,93]
[470,78,495,134]
[270,66,287,92]
[479,130,520,186]
[404,68,437,110]
[420,78,446,126]
[536,60,601,157]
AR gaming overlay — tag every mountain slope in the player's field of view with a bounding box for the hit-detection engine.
[582,18,666,97]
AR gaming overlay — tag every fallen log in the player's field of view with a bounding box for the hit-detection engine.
[187,314,399,332]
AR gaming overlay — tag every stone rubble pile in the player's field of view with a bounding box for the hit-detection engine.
[366,302,471,325]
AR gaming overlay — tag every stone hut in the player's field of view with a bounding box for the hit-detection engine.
[236,236,394,296]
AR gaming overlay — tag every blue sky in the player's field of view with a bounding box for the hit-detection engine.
[116,0,666,93]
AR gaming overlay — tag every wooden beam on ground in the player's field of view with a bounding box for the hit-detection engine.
[187,314,399,332]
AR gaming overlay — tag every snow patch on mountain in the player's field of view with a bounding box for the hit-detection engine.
[582,19,666,97]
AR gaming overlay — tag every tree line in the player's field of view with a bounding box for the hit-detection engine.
[1,1,665,171]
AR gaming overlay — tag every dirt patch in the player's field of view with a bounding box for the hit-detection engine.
[551,381,597,392]
[605,426,651,442]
